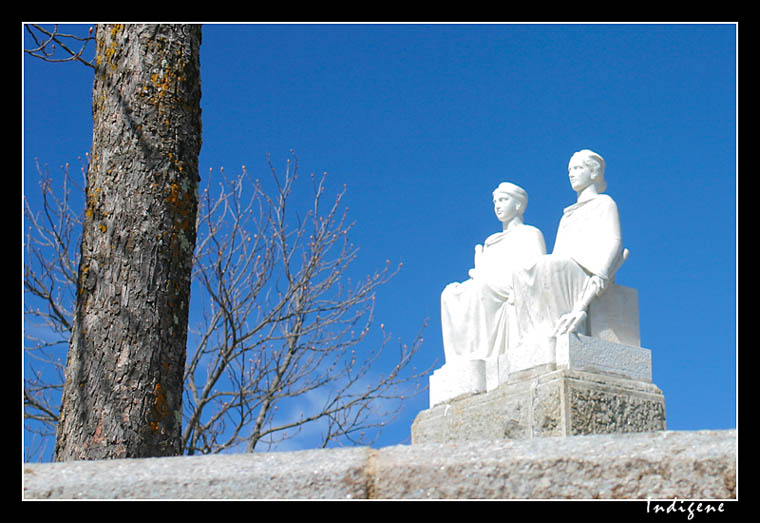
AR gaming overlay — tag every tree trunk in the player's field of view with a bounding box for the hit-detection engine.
[55,24,202,461]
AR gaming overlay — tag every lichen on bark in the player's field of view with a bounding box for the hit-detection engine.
[55,24,202,461]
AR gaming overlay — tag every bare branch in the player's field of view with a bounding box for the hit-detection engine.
[24,152,431,459]
[23,158,87,452]
[184,152,430,453]
[24,24,96,70]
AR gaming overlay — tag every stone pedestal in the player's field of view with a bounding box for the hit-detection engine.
[428,360,486,408]
[501,284,643,382]
[417,282,666,443]
[429,284,645,407]
[412,365,666,444]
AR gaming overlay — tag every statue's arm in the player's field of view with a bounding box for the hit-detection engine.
[553,275,605,336]
[588,196,622,280]
[528,227,547,258]
[553,198,621,336]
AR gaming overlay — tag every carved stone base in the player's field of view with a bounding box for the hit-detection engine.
[411,367,666,444]
[429,360,487,408]
[429,332,654,408]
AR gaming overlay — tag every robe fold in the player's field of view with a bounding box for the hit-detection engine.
[512,193,622,343]
[441,224,546,361]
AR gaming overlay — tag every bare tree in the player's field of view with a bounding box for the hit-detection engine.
[23,158,86,461]
[24,152,430,459]
[24,23,429,461]
[184,153,428,453]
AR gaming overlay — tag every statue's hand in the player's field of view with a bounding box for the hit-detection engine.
[554,309,587,336]
[589,275,607,296]
[553,275,606,336]
[473,244,484,267]
[468,244,485,280]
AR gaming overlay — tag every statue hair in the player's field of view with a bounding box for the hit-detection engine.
[572,149,607,193]
[493,182,529,215]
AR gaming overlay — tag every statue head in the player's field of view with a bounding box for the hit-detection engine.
[492,182,528,223]
[568,149,607,193]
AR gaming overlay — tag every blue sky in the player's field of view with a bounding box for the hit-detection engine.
[23,23,737,457]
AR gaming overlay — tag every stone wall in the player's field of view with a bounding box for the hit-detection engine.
[23,429,736,500]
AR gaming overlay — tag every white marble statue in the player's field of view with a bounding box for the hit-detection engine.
[511,149,624,345]
[440,182,546,362]
[429,150,644,407]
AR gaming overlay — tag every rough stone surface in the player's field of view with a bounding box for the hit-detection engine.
[505,332,653,385]
[430,333,653,409]
[556,333,652,382]
[374,430,736,500]
[413,367,665,444]
[23,430,735,500]
[22,446,373,499]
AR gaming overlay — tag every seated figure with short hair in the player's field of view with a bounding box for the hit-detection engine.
[430,150,636,407]
[511,149,624,346]
[440,182,546,363]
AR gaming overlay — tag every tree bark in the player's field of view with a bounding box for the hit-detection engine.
[55,24,202,461]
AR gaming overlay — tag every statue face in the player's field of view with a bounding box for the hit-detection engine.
[568,155,595,193]
[493,192,521,223]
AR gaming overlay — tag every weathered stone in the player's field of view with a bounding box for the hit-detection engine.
[412,366,665,444]
[502,331,653,388]
[374,430,736,499]
[23,430,736,500]
[23,447,373,499]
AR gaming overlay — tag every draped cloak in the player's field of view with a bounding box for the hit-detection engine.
[512,193,622,344]
[441,224,546,362]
